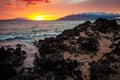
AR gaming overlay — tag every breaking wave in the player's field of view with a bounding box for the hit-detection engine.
[0,32,60,42]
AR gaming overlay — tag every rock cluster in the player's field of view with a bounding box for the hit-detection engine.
[90,42,120,80]
[94,18,119,33]
[34,57,83,80]
[0,46,26,80]
[34,18,120,80]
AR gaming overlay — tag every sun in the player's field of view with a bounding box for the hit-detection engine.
[35,16,44,21]
[27,14,56,20]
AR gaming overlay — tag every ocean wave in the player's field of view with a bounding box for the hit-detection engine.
[0,32,60,42]
[0,35,31,41]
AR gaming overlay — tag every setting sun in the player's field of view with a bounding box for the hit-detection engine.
[27,14,44,21]
[35,16,44,21]
[26,14,57,21]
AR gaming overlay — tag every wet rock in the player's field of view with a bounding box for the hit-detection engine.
[83,21,92,25]
[16,44,22,47]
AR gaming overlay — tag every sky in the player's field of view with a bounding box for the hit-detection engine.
[0,0,120,20]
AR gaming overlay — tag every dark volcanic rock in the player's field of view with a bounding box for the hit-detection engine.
[9,73,42,80]
[36,37,68,58]
[33,55,83,80]
[0,63,16,80]
[78,36,99,52]
[77,21,92,28]
[33,18,120,80]
[0,46,26,80]
[62,29,80,37]
[94,18,119,33]
[74,21,92,31]
[90,40,120,80]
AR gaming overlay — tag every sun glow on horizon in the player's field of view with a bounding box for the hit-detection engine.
[27,15,44,21]
[26,14,58,21]
[35,16,44,21]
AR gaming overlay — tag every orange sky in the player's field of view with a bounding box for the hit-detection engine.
[0,0,120,20]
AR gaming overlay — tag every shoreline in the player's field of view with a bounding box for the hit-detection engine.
[0,41,38,68]
[0,18,120,80]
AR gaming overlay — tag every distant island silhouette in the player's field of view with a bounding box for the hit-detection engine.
[1,12,120,21]
[12,18,29,20]
[58,12,120,20]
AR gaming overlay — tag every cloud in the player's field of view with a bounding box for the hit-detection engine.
[20,0,50,6]
[68,0,120,13]
[5,3,16,7]
[2,0,50,7]
[21,0,50,3]
[64,0,89,4]
[1,0,16,7]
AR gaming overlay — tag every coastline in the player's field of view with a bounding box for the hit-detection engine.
[0,18,120,80]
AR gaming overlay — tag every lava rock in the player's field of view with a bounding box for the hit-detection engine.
[78,37,99,52]
[34,18,120,80]
[33,56,83,80]
[36,37,68,57]
[0,63,16,80]
[62,29,80,37]
[0,46,26,80]
[94,18,119,33]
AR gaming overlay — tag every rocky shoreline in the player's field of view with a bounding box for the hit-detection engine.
[0,18,120,80]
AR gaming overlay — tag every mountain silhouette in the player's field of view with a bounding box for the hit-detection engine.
[12,18,29,20]
[58,12,120,20]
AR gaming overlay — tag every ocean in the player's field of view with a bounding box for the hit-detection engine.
[0,20,87,68]
[0,20,85,45]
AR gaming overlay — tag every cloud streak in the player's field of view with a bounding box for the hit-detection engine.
[21,0,50,6]
[66,0,120,14]
[21,0,50,3]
